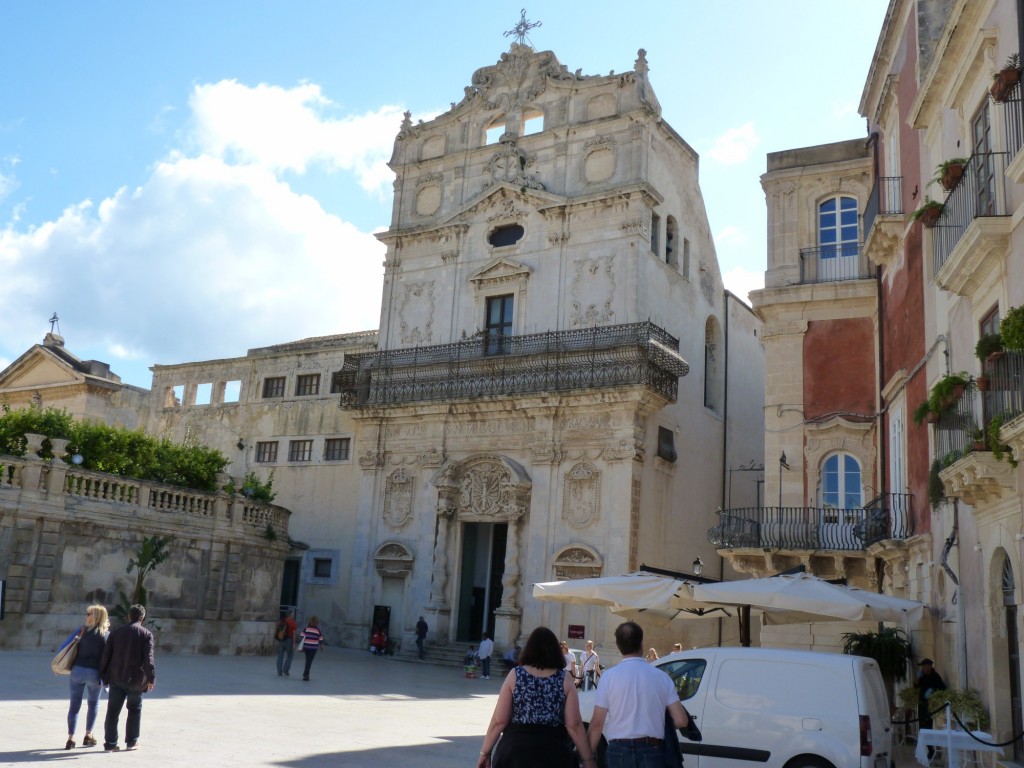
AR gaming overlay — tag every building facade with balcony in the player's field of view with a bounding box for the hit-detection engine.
[338,44,765,653]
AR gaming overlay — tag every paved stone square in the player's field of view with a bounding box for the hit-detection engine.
[0,648,919,767]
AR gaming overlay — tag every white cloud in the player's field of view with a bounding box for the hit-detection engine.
[0,156,20,204]
[0,155,384,372]
[187,80,404,195]
[706,122,760,165]
[722,267,764,306]
[715,225,745,246]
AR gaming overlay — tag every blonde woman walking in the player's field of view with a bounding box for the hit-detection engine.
[63,605,109,749]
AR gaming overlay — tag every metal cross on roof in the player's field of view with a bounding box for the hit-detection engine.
[504,8,541,48]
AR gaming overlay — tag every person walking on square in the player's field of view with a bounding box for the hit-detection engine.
[297,616,324,681]
[587,621,691,768]
[63,604,109,750]
[99,604,155,752]
[478,632,495,679]
[918,657,947,759]
[416,616,428,660]
[581,640,600,691]
[275,610,297,676]
[477,626,595,768]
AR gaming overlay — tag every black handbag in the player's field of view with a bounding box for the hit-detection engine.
[678,718,702,742]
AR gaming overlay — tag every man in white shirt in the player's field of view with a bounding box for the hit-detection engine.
[581,640,600,691]
[477,633,494,679]
[587,621,691,768]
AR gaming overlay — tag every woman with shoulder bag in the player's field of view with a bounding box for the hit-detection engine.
[63,605,110,749]
[297,615,325,681]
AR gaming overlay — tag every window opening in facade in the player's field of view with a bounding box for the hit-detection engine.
[703,317,722,413]
[523,109,544,135]
[665,216,678,267]
[819,452,863,515]
[263,377,285,398]
[288,439,314,462]
[682,238,691,278]
[195,382,212,405]
[650,212,661,257]
[981,306,1001,422]
[818,195,859,259]
[295,374,320,396]
[255,441,279,463]
[171,384,184,406]
[330,371,344,394]
[657,426,677,462]
[324,437,351,461]
[224,380,241,402]
[485,116,506,145]
[313,557,333,579]
[973,103,995,215]
[485,294,514,355]
[488,224,524,248]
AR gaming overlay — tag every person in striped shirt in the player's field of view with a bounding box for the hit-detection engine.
[297,616,325,681]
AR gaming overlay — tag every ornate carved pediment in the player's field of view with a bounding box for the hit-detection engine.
[445,183,565,227]
[433,455,532,522]
[485,137,545,191]
[552,545,603,580]
[469,257,532,289]
[805,418,876,499]
[374,541,414,577]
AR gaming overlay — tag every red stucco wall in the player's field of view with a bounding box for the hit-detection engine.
[803,318,877,421]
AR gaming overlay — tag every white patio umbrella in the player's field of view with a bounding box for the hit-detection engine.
[691,572,926,627]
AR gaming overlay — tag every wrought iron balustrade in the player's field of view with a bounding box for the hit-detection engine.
[932,382,984,467]
[999,80,1024,160]
[863,176,903,240]
[986,350,1024,425]
[708,493,914,552]
[337,321,690,408]
[798,243,873,284]
[932,152,1011,275]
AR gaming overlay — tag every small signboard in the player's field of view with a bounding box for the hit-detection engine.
[567,624,584,640]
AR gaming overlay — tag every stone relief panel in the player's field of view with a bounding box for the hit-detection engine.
[447,456,532,521]
[421,134,445,160]
[383,468,415,529]
[373,541,414,577]
[586,93,617,121]
[552,545,603,580]
[415,184,441,216]
[562,461,601,529]
[398,281,434,345]
[584,147,615,183]
[570,256,616,327]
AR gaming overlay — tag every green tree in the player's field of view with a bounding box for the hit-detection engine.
[111,535,172,625]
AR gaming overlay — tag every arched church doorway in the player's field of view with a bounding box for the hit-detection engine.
[456,522,507,641]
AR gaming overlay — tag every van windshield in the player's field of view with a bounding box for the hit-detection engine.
[658,658,707,701]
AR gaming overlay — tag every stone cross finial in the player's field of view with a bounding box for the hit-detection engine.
[400,111,412,130]
[504,8,541,48]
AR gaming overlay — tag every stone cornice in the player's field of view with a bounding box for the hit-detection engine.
[933,217,1011,298]
[751,279,878,318]
[939,451,1018,507]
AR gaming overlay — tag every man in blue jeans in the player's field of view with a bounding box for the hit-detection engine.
[99,604,156,752]
[587,621,691,768]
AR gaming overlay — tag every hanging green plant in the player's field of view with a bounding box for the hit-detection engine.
[1001,306,1024,351]
[988,415,1020,467]
[929,459,946,508]
[975,333,1004,362]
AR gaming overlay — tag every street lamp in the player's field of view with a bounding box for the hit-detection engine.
[692,557,703,576]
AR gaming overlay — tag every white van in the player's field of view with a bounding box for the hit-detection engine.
[579,647,892,768]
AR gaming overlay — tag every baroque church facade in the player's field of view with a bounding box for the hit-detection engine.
[0,44,764,655]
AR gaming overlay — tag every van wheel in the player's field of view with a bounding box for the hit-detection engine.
[783,757,835,768]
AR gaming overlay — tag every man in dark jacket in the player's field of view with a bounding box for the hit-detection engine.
[100,604,156,752]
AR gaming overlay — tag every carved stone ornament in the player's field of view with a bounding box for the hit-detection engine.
[383,468,415,528]
[600,439,639,462]
[374,541,414,577]
[359,450,384,470]
[552,545,603,580]
[398,281,435,345]
[487,196,530,222]
[531,442,565,465]
[620,217,648,236]
[562,462,601,529]
[416,448,444,468]
[570,256,616,327]
[485,138,545,191]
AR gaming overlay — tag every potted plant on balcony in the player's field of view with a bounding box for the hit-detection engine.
[969,426,988,452]
[976,333,1005,374]
[911,198,944,228]
[1001,305,1024,351]
[913,372,972,425]
[991,53,1021,103]
[934,157,969,192]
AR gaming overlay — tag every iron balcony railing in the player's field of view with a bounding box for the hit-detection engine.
[932,151,1011,275]
[933,382,980,466]
[863,175,904,241]
[337,321,690,408]
[798,243,873,284]
[707,493,914,551]
[1000,80,1024,160]
[987,350,1024,426]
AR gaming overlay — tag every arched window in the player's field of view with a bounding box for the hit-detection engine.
[818,195,859,259]
[819,452,862,509]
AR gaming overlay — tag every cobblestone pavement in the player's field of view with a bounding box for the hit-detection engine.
[0,648,920,767]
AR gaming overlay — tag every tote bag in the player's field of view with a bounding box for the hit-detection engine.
[51,633,80,675]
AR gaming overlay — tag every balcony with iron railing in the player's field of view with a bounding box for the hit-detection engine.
[336,321,690,408]
[707,492,914,552]
[798,242,874,284]
[999,80,1024,174]
[862,175,904,269]
[931,152,1012,296]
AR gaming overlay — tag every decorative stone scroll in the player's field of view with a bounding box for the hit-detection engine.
[563,462,600,529]
[374,542,414,577]
[552,545,603,580]
[383,468,415,529]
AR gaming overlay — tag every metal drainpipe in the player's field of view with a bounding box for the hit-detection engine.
[938,499,968,685]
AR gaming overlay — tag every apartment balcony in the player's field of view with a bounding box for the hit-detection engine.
[336,321,690,408]
[932,152,1012,298]
[934,380,1017,507]
[798,243,874,284]
[708,493,914,552]
[999,81,1024,182]
[988,350,1024,476]
[862,176,904,269]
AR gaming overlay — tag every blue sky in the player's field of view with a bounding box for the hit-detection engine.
[0,1,889,388]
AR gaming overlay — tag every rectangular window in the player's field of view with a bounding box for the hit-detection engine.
[324,438,351,461]
[485,294,514,355]
[262,377,286,398]
[330,371,344,394]
[313,558,333,579]
[224,380,241,403]
[295,374,320,396]
[255,441,278,463]
[650,212,661,256]
[195,382,212,405]
[657,426,677,462]
[682,238,691,278]
[288,439,314,462]
[972,104,995,215]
